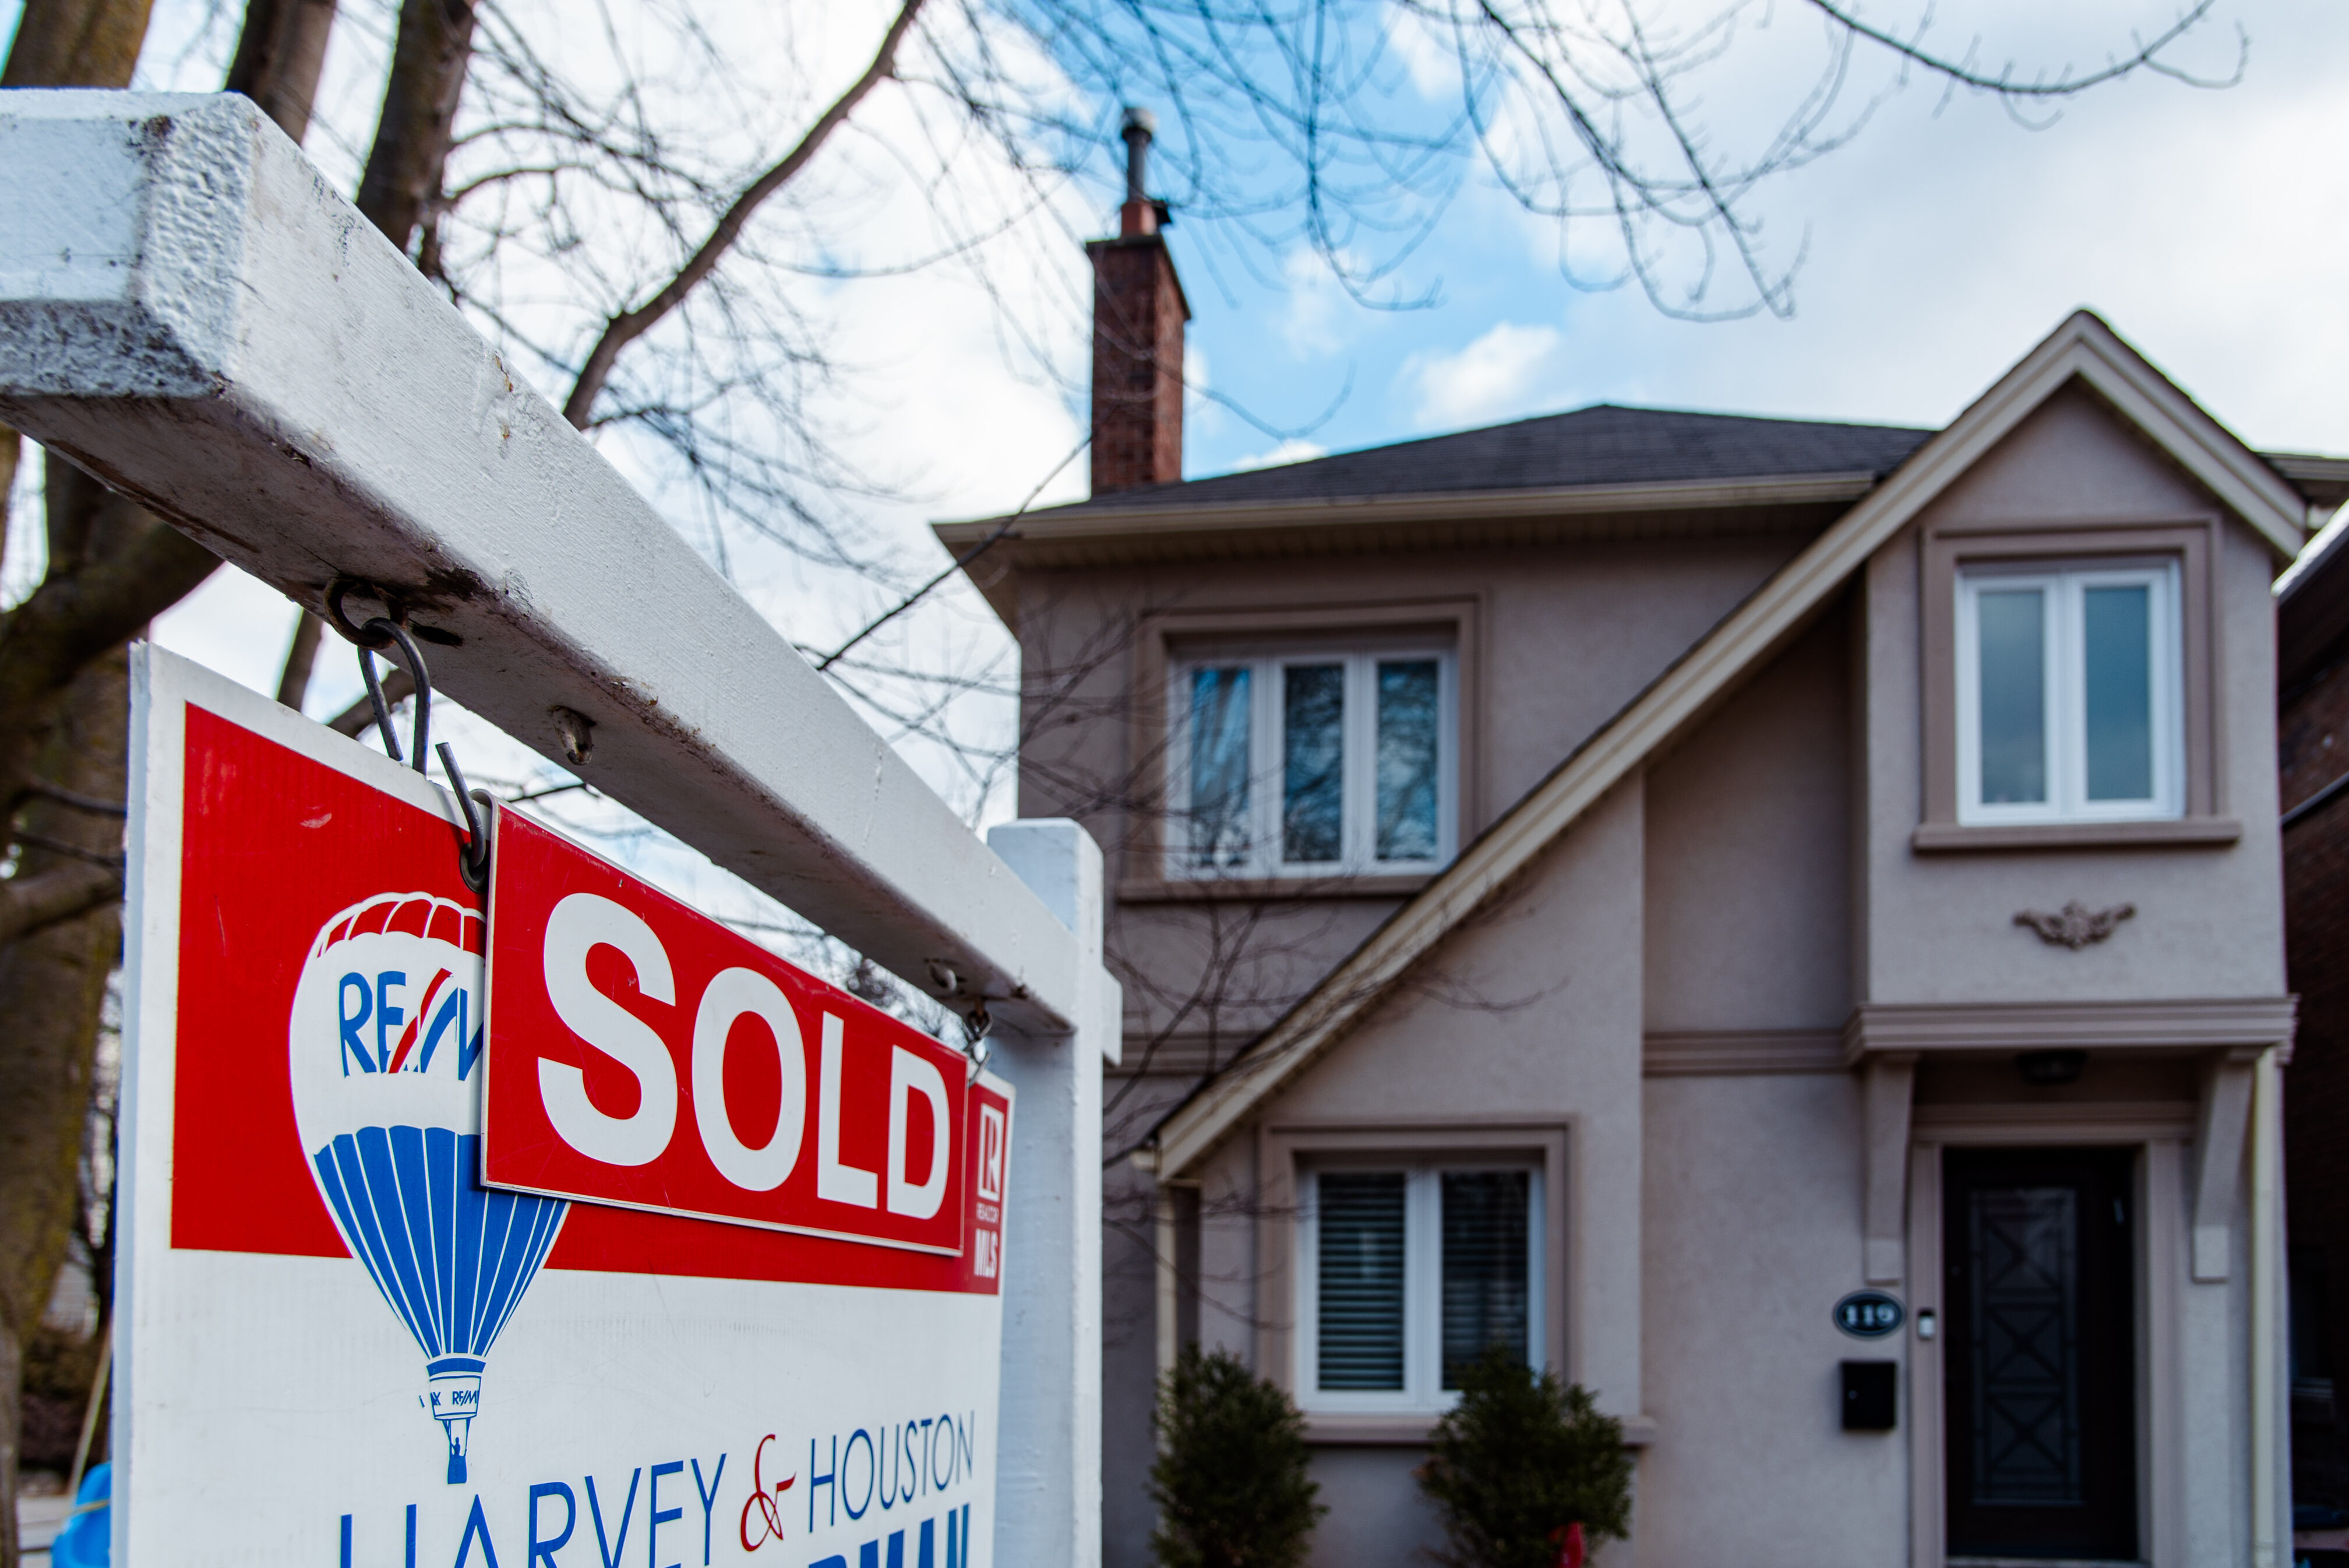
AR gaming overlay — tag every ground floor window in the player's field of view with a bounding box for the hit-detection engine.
[1298,1161,1542,1411]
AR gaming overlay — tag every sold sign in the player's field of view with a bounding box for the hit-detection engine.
[482,808,980,1257]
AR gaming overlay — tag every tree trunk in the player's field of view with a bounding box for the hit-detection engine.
[0,474,217,859]
[0,637,127,1568]
[0,12,164,1565]
[0,1333,17,1568]
[224,0,338,143]
[353,0,478,250]
[0,0,153,87]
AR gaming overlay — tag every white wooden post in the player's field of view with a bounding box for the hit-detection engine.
[0,91,1115,1564]
[985,820,1119,1568]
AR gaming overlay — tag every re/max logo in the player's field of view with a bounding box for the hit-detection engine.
[339,969,478,1078]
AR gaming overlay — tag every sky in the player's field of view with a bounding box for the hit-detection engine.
[1173,1,2349,473]
[5,0,2344,966]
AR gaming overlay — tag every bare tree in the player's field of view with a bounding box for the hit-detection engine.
[0,6,187,1554]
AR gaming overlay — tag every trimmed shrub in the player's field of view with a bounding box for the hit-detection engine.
[1415,1345,1632,1568]
[1150,1344,1326,1568]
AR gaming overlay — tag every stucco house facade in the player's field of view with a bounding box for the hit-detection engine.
[941,181,2349,1562]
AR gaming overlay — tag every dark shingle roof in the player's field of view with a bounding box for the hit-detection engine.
[1043,403,1937,514]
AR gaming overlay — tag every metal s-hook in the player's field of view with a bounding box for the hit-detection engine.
[960,999,993,1082]
[930,961,995,1080]
[436,743,493,896]
[357,617,433,774]
[338,601,488,895]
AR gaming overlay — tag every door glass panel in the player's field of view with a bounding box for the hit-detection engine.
[1966,1186,2082,1505]
[1283,664,1345,863]
[1375,660,1441,863]
[2082,584,2154,801]
[1441,1171,1528,1387]
[1976,588,2047,804]
[1317,1173,1406,1390]
[1187,668,1252,867]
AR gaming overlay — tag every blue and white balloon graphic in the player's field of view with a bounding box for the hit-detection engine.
[290,892,567,1484]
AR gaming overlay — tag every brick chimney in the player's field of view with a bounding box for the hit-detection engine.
[1087,107,1190,496]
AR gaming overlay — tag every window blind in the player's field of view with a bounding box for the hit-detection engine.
[1317,1172,1407,1390]
[1441,1170,1529,1388]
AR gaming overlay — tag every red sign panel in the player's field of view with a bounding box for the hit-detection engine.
[483,808,989,1260]
[171,702,1006,1295]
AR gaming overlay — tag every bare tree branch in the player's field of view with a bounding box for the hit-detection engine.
[1803,0,2243,96]
[0,863,122,946]
[560,0,930,428]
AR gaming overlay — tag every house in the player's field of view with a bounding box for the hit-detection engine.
[2279,519,2349,1530]
[937,140,2349,1563]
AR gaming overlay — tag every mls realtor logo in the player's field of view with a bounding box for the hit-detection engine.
[973,1106,1006,1280]
[287,892,567,1484]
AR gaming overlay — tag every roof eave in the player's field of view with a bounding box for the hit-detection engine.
[2266,453,2349,515]
[938,469,1884,547]
[932,471,1886,629]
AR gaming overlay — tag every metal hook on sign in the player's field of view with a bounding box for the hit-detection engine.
[357,617,433,773]
[960,1000,993,1082]
[341,608,488,895]
[436,743,493,896]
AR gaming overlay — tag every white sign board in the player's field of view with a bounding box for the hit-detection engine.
[121,646,1009,1568]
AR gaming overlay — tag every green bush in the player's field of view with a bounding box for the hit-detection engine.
[1149,1344,1326,1568]
[1415,1345,1633,1568]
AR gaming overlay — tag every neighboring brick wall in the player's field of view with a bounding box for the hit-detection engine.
[2284,641,2349,1506]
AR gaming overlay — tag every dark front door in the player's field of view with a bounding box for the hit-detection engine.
[1944,1147,2139,1561]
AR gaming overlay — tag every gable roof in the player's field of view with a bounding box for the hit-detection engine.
[1147,310,2312,1178]
[939,377,2343,631]
[1029,404,1934,515]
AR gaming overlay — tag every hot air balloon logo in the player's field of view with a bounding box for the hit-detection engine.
[288,891,567,1484]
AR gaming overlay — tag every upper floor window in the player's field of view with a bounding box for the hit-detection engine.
[1955,561,2184,825]
[1174,648,1456,876]
[1297,1162,1543,1412]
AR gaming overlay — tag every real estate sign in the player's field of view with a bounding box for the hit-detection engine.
[122,647,1009,1568]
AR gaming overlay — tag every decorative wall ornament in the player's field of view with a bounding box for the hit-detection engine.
[2013,901,2136,949]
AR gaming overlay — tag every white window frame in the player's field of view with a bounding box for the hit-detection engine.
[1954,561,2184,826]
[1294,1159,1544,1415]
[1167,647,1458,878]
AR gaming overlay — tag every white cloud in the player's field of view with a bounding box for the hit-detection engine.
[1405,322,1563,429]
[1403,6,2349,457]
[1232,439,1328,471]
[1281,247,1356,356]
[1382,3,1461,101]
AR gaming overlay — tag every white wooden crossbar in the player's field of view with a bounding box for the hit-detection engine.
[0,90,1086,1040]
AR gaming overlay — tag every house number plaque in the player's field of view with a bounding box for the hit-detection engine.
[1833,1290,1905,1339]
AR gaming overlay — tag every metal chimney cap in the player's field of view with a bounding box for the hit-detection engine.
[1120,105,1157,141]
